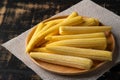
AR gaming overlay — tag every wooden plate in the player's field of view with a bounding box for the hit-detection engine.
[26,16,115,75]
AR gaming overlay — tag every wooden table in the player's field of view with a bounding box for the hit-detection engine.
[0,0,120,80]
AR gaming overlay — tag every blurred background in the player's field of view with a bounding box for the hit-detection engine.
[0,0,120,80]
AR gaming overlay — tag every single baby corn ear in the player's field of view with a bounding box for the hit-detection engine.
[59,26,111,35]
[46,46,112,61]
[79,18,99,26]
[46,38,107,50]
[30,52,93,70]
[45,32,105,41]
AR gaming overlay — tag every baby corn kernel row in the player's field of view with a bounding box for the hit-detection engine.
[26,12,113,70]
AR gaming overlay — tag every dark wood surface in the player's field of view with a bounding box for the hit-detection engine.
[0,0,120,80]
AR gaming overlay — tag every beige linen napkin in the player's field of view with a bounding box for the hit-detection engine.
[2,0,120,80]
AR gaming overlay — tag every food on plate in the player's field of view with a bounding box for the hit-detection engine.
[26,12,113,73]
[26,15,83,52]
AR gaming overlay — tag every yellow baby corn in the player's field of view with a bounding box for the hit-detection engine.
[31,22,44,39]
[65,11,78,19]
[46,46,112,61]
[45,11,79,35]
[26,13,83,52]
[46,38,107,50]
[79,18,99,26]
[34,23,56,47]
[39,22,56,33]
[45,32,105,41]
[59,26,111,35]
[30,52,93,70]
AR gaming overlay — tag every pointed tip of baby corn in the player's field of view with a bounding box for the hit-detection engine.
[68,11,79,18]
[72,11,78,15]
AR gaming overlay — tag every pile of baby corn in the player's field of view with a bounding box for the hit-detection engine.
[26,12,112,70]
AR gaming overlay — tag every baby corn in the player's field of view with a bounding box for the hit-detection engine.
[45,32,105,41]
[30,52,93,70]
[26,13,83,52]
[79,18,99,26]
[65,11,78,19]
[59,26,111,35]
[44,12,79,37]
[31,22,44,39]
[46,46,112,61]
[39,22,56,33]
[46,38,107,50]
